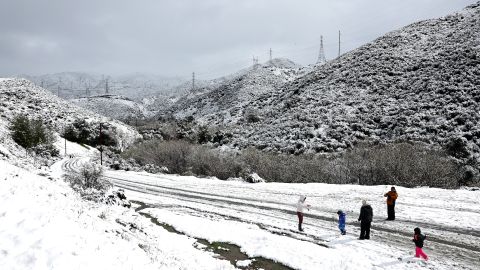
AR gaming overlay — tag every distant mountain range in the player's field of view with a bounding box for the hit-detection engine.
[21,72,187,101]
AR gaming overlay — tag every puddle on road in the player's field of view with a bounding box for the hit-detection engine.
[132,201,294,270]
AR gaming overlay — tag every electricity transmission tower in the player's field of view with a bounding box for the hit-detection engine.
[192,72,195,91]
[269,48,272,61]
[57,78,61,97]
[317,35,327,64]
[105,78,109,94]
[252,56,259,68]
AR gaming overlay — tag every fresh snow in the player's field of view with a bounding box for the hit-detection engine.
[104,168,480,270]
[1,138,479,270]
[0,159,238,270]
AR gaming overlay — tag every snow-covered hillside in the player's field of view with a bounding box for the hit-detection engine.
[163,3,480,161]
[22,72,187,101]
[161,58,306,125]
[71,95,152,121]
[0,78,140,154]
[0,157,239,270]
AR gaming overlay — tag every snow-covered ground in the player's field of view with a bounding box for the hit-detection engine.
[101,167,480,270]
[0,158,241,270]
[1,144,479,269]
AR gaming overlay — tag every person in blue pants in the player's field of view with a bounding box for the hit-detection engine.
[337,210,346,235]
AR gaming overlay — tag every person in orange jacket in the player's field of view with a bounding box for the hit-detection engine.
[384,186,398,220]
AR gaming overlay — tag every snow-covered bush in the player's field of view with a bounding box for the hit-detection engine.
[105,189,131,208]
[64,162,111,201]
[10,114,56,155]
[32,144,59,158]
[122,140,192,174]
[341,142,462,188]
[142,163,169,174]
[63,119,116,147]
[244,173,265,183]
[123,140,243,179]
[244,109,261,123]
[122,138,472,187]
[188,146,243,180]
[241,148,333,183]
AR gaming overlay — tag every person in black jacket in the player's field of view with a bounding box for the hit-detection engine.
[413,227,429,260]
[358,200,373,240]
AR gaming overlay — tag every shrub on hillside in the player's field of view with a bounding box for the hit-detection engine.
[63,119,117,147]
[341,142,462,188]
[241,148,334,183]
[122,139,469,188]
[122,140,192,174]
[244,109,261,123]
[10,114,57,156]
[64,162,111,201]
[188,146,243,180]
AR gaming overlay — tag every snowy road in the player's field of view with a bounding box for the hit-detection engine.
[63,158,480,270]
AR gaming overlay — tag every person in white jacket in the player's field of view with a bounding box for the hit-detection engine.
[296,195,311,231]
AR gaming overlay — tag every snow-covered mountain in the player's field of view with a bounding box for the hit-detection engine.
[0,78,141,156]
[163,3,480,161]
[22,72,187,101]
[71,94,152,122]
[160,58,306,125]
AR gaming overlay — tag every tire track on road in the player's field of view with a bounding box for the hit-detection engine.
[108,175,480,253]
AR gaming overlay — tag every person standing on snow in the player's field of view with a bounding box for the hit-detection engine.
[413,227,429,260]
[358,200,373,240]
[337,210,347,235]
[384,186,398,220]
[296,195,310,231]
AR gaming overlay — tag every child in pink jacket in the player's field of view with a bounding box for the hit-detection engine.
[413,227,429,260]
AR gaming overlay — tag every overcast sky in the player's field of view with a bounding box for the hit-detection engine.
[0,0,477,79]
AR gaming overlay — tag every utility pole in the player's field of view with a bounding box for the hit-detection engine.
[192,72,195,91]
[338,30,341,58]
[316,35,327,64]
[63,126,67,156]
[99,123,103,165]
[269,48,272,61]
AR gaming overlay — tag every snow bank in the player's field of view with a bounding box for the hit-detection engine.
[0,160,154,270]
[0,160,236,270]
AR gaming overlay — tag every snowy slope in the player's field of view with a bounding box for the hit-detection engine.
[22,72,186,101]
[161,3,480,161]
[161,58,306,125]
[0,158,237,270]
[233,3,480,155]
[0,78,141,154]
[71,94,152,121]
